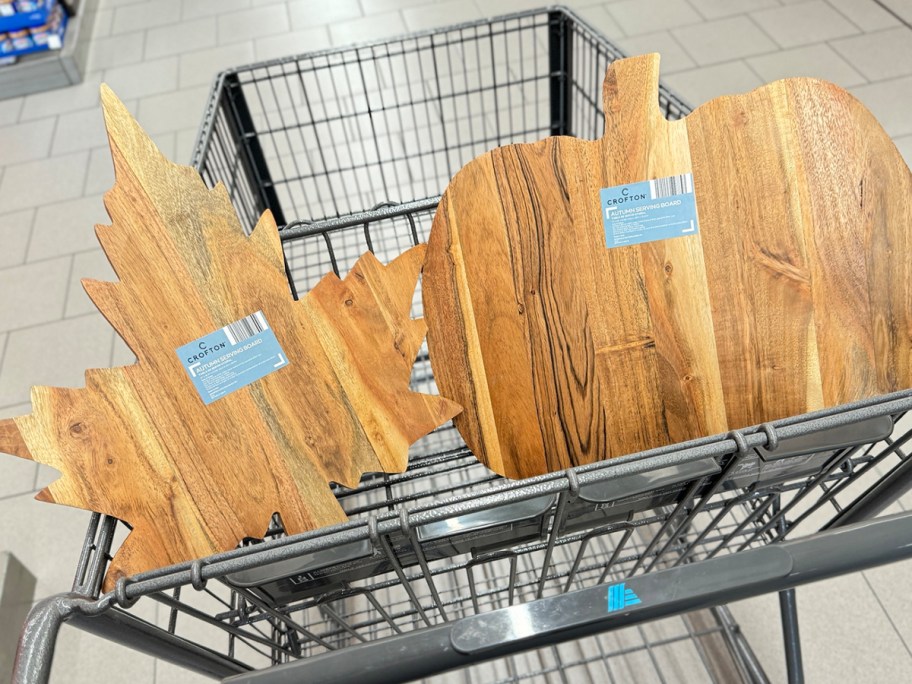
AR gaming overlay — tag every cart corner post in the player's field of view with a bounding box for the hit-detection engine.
[548,10,574,137]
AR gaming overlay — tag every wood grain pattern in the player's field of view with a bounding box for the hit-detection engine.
[0,86,459,591]
[423,53,912,480]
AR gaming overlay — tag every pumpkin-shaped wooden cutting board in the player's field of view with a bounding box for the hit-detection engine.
[0,87,459,591]
[423,53,912,480]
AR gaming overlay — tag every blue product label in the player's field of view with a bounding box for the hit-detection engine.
[176,311,288,405]
[601,173,699,248]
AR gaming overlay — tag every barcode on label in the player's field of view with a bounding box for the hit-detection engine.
[649,174,693,199]
[223,311,268,345]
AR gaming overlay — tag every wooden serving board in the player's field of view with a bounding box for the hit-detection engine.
[0,87,459,591]
[423,53,912,480]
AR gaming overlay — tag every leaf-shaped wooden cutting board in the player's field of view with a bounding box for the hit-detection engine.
[423,53,912,480]
[0,87,460,591]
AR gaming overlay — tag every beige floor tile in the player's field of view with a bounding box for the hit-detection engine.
[828,0,901,31]
[688,0,779,19]
[606,0,703,37]
[0,402,31,419]
[0,152,89,213]
[111,0,182,34]
[29,195,108,262]
[183,0,252,20]
[104,57,180,101]
[219,4,289,44]
[0,118,57,166]
[799,572,912,681]
[111,334,136,367]
[572,5,625,40]
[663,60,764,106]
[895,135,912,167]
[86,31,146,72]
[617,32,696,74]
[750,0,858,48]
[728,592,787,682]
[51,107,111,156]
[65,250,117,318]
[0,314,114,406]
[145,17,217,60]
[747,43,866,88]
[330,11,408,46]
[672,15,778,65]
[83,146,115,197]
[362,0,438,12]
[49,624,156,684]
[34,463,57,490]
[288,0,362,30]
[831,26,912,82]
[0,492,94,599]
[253,26,332,61]
[0,96,22,126]
[0,257,70,333]
[178,43,256,88]
[851,75,912,138]
[0,209,33,269]
[154,660,213,683]
[19,73,104,122]
[864,557,912,637]
[403,0,483,31]
[0,451,37,498]
[92,7,115,38]
[136,87,211,136]
[879,0,912,23]
[175,127,201,165]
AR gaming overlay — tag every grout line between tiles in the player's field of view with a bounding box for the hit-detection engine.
[742,58,771,87]
[0,307,99,339]
[17,207,38,268]
[871,0,912,30]
[60,254,77,321]
[824,0,871,33]
[861,571,912,659]
[0,323,10,398]
[0,487,43,504]
[22,244,105,268]
[107,326,118,368]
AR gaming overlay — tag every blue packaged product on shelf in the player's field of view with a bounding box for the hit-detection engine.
[0,1,63,58]
[14,1,43,11]
[0,0,54,33]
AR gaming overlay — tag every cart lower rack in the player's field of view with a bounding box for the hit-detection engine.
[14,7,912,684]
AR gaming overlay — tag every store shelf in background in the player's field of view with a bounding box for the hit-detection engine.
[0,0,54,33]
[0,2,67,62]
[0,0,98,99]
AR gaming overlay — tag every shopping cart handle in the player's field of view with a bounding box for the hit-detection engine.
[450,544,793,654]
[222,510,912,684]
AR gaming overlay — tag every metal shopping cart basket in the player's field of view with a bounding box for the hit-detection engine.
[13,7,912,684]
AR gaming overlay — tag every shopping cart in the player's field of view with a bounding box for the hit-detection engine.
[13,7,912,684]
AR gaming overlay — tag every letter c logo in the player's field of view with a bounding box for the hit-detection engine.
[622,188,629,196]
[199,342,207,350]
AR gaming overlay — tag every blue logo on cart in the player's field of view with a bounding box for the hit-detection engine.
[607,582,641,612]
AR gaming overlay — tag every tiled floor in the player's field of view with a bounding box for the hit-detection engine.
[1,0,912,681]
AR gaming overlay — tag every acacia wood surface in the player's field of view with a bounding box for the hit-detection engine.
[0,86,459,591]
[423,53,912,480]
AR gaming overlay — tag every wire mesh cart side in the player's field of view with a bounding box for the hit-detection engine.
[13,7,912,684]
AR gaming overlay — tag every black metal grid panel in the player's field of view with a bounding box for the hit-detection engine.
[192,8,689,232]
